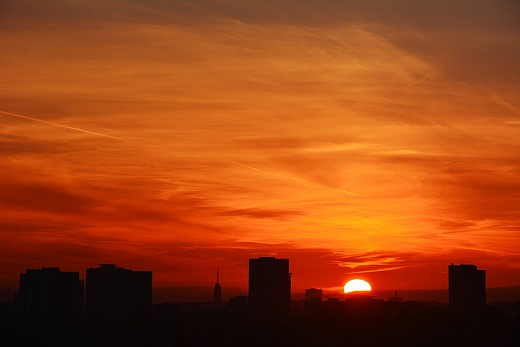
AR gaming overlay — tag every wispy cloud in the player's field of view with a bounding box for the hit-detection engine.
[0,0,519,290]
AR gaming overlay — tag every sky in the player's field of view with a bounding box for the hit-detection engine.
[1,0,519,294]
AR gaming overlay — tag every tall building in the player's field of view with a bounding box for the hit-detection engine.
[248,257,291,316]
[86,264,152,317]
[14,267,83,321]
[449,263,486,314]
[213,268,222,303]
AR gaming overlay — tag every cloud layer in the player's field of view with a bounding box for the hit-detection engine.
[1,0,519,291]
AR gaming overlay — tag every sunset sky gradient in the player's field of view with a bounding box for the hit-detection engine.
[1,0,519,293]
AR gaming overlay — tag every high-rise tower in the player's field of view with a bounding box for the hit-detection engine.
[14,267,84,321]
[248,257,291,316]
[86,264,152,317]
[213,268,222,303]
[449,263,486,315]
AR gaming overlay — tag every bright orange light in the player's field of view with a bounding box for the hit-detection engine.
[343,279,372,293]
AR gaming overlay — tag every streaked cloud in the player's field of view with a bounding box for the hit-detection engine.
[0,0,519,291]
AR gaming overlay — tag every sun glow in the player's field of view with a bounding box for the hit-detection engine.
[344,279,372,293]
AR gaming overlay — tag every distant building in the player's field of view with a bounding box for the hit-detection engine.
[388,290,403,303]
[449,263,486,314]
[305,288,323,301]
[86,264,152,317]
[14,267,83,321]
[213,268,222,303]
[248,257,291,316]
[304,288,323,314]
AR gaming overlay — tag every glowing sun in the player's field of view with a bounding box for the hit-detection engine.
[344,279,372,293]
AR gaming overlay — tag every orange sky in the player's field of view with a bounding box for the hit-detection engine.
[1,0,519,294]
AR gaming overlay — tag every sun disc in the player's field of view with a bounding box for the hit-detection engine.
[344,279,372,293]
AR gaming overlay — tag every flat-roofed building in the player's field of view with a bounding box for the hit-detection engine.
[86,264,152,317]
[449,263,486,315]
[248,257,291,316]
[15,267,83,321]
[305,288,323,301]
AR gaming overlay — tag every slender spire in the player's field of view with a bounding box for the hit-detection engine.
[214,267,222,303]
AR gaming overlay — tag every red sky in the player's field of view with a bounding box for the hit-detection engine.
[1,0,519,294]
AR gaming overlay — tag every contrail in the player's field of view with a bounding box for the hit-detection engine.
[0,110,124,141]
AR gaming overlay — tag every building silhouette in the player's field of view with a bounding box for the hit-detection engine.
[449,263,486,315]
[305,288,323,301]
[387,290,403,303]
[304,288,323,314]
[248,257,291,316]
[86,264,152,317]
[213,268,222,303]
[14,267,83,321]
[3,260,520,346]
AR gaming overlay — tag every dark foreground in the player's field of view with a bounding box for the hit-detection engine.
[0,302,518,347]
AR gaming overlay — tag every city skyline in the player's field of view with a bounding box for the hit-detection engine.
[7,260,520,306]
[6,260,519,347]
[1,0,519,293]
